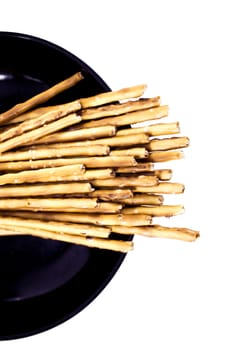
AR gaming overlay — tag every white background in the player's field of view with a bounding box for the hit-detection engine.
[1,0,233,349]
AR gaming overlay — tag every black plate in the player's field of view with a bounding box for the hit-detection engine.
[0,31,130,340]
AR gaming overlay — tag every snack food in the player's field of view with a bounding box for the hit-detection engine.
[0,72,199,251]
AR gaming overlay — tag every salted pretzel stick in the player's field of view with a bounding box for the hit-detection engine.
[122,205,184,216]
[17,202,123,213]
[0,156,136,171]
[0,72,83,125]
[0,216,110,238]
[154,169,172,181]
[117,122,180,137]
[81,97,160,120]
[0,182,93,197]
[0,164,85,185]
[4,211,152,226]
[116,194,164,205]
[147,137,190,151]
[133,182,185,194]
[80,105,168,129]
[148,150,184,162]
[110,147,148,158]
[0,225,133,253]
[39,133,149,149]
[92,175,158,188]
[79,84,147,108]
[0,145,109,162]
[87,189,133,201]
[30,125,116,145]
[110,225,199,242]
[0,197,97,210]
[0,114,82,154]
[116,163,154,174]
[0,101,81,143]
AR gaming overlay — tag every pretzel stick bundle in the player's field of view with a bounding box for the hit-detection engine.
[0,79,199,251]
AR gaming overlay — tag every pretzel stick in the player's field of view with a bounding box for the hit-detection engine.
[62,168,115,181]
[122,205,184,216]
[0,101,81,143]
[30,125,116,145]
[79,84,147,108]
[3,211,152,226]
[0,216,110,238]
[128,170,172,181]
[81,97,160,120]
[154,169,172,181]
[0,225,133,253]
[17,202,123,213]
[0,145,109,162]
[87,189,133,201]
[0,197,97,210]
[92,175,158,188]
[110,147,148,158]
[0,164,85,185]
[148,150,184,162]
[133,182,185,194]
[116,163,154,173]
[0,182,93,197]
[147,137,190,151]
[0,114,82,153]
[0,106,57,126]
[0,168,114,186]
[110,225,199,242]
[39,133,149,149]
[116,122,180,137]
[0,156,136,171]
[116,194,164,205]
[0,72,83,125]
[80,105,168,129]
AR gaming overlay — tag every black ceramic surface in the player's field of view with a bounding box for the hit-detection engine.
[0,32,130,340]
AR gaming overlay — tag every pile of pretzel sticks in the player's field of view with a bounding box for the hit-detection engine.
[0,72,199,252]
